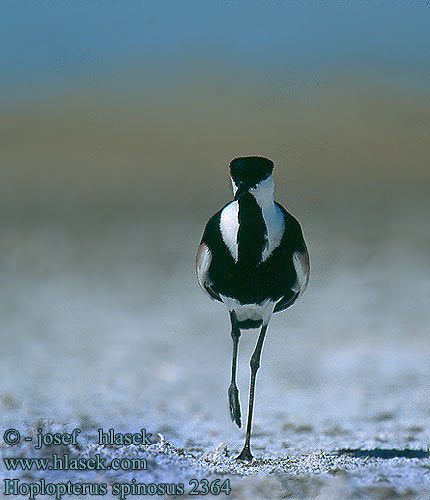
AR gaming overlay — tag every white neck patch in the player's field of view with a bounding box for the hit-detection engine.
[260,202,285,262]
[220,174,284,264]
[219,201,239,262]
[250,176,284,262]
[249,175,275,206]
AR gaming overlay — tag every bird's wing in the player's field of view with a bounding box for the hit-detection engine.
[196,242,222,302]
[273,203,310,313]
[291,250,310,295]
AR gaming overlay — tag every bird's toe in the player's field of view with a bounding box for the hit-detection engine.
[236,446,253,462]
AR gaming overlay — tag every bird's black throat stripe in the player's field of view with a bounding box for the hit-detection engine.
[237,193,267,268]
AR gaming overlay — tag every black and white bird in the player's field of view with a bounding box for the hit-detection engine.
[196,156,310,461]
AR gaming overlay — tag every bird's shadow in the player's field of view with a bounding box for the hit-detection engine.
[337,448,429,459]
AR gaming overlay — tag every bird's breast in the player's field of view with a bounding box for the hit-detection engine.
[219,194,284,268]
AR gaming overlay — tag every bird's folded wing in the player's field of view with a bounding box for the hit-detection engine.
[274,250,309,312]
[291,250,310,295]
[196,242,222,302]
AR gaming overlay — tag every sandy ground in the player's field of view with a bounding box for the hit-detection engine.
[0,196,429,499]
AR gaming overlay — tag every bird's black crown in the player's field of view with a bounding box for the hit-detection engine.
[229,156,274,187]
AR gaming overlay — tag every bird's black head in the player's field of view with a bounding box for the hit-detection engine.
[229,156,274,200]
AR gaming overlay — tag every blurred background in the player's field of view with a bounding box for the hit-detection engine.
[1,1,430,496]
[1,1,429,210]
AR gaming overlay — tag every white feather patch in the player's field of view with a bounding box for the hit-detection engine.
[220,295,275,326]
[248,176,284,262]
[292,251,310,294]
[260,203,285,262]
[196,243,213,296]
[219,201,239,262]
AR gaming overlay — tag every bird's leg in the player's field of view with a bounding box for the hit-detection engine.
[228,311,242,428]
[236,323,268,461]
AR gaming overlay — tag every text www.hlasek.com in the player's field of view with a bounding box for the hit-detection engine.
[3,453,147,471]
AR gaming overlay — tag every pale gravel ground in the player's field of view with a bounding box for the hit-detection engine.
[0,198,429,499]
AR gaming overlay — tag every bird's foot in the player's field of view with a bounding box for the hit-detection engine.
[236,445,253,462]
[228,383,242,428]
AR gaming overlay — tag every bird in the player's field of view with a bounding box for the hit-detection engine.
[196,156,310,461]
